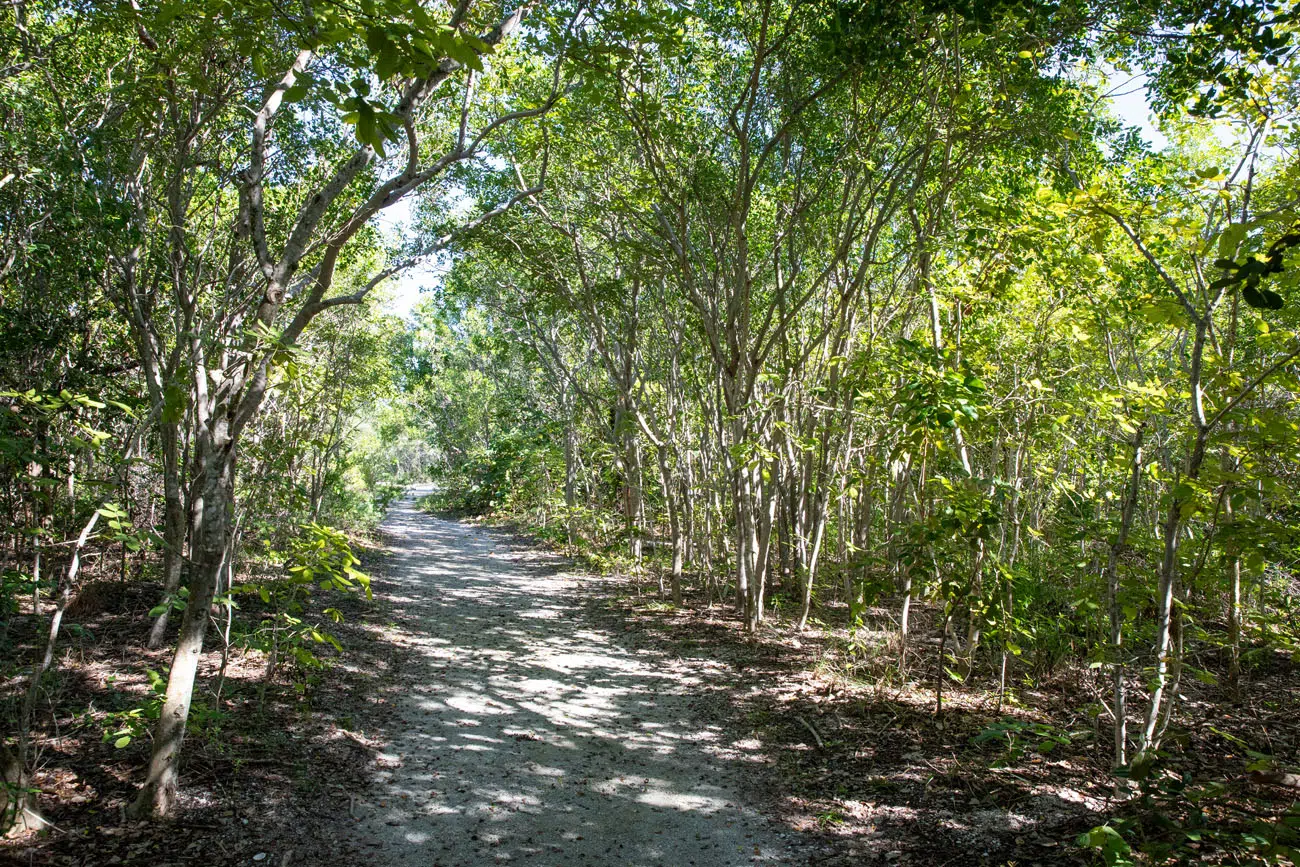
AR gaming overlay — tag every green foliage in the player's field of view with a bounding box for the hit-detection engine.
[101,669,168,750]
[1088,750,1300,865]
[425,429,561,516]
[973,717,1090,767]
[101,669,229,750]
[97,503,157,555]
[233,523,369,698]
[283,523,371,600]
[147,586,190,619]
[1078,823,1135,867]
[894,338,989,433]
[1,568,36,620]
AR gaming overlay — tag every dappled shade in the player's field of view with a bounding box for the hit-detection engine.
[343,492,791,864]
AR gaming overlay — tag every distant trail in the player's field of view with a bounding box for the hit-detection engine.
[342,489,798,866]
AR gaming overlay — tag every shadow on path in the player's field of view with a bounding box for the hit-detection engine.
[343,490,797,866]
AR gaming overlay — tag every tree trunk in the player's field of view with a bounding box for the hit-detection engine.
[750,468,777,630]
[1139,430,1207,755]
[148,421,185,649]
[1105,424,1145,770]
[564,418,577,549]
[960,539,985,680]
[668,492,684,606]
[13,508,100,833]
[2,743,38,836]
[1139,316,1213,755]
[648,445,684,606]
[796,485,830,631]
[130,439,233,818]
[1228,553,1242,699]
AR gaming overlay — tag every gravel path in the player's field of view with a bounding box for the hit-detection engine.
[345,490,799,866]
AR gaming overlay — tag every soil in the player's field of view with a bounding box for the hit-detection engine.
[5,490,1296,866]
[339,490,804,866]
[1,529,405,865]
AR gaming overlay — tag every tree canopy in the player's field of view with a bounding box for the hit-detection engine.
[4,0,1300,862]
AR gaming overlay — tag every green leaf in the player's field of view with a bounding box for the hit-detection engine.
[445,39,484,72]
[283,80,311,103]
[156,2,186,25]
[1243,284,1284,310]
[376,45,401,81]
[162,383,185,424]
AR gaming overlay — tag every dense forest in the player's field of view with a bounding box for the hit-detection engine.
[3,0,1300,864]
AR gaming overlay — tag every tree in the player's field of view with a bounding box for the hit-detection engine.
[2,0,576,817]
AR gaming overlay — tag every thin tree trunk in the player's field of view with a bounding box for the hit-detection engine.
[1139,431,1207,755]
[1105,424,1145,770]
[1228,553,1242,699]
[935,601,953,717]
[14,508,101,833]
[148,421,185,649]
[564,417,577,550]
[130,439,233,818]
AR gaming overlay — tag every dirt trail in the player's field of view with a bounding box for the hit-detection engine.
[342,490,799,866]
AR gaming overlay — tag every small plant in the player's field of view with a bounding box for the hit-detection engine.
[1088,746,1300,865]
[283,522,372,599]
[815,808,848,829]
[147,585,190,618]
[971,716,1089,766]
[103,669,230,750]
[97,502,158,555]
[0,778,39,835]
[1078,823,1135,867]
[102,669,167,749]
[1,567,36,618]
[238,523,370,704]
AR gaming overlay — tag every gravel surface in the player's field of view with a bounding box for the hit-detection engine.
[343,490,799,866]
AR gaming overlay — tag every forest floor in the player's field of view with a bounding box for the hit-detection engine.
[3,493,807,866]
[584,575,1300,867]
[336,491,805,866]
[5,493,1296,866]
[1,525,410,866]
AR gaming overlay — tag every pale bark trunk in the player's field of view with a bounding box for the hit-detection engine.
[564,418,577,549]
[750,469,777,630]
[147,421,185,649]
[1228,554,1242,698]
[12,509,100,833]
[796,487,829,631]
[649,446,684,605]
[892,451,915,652]
[1138,317,1212,755]
[1105,424,1145,769]
[130,437,234,818]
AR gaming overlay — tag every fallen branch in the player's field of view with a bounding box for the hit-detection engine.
[1248,769,1300,790]
[795,714,825,749]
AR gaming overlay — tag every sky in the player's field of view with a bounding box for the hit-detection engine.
[374,196,441,321]
[1106,70,1170,151]
[378,71,1169,323]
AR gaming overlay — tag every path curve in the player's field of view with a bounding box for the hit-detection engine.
[345,490,798,866]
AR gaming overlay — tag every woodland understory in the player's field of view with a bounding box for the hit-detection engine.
[4,0,1300,864]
